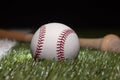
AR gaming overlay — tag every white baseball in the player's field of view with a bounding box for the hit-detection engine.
[30,22,80,61]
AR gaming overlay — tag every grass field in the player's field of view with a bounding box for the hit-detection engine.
[0,42,120,80]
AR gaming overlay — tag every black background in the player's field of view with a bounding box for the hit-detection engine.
[0,1,120,36]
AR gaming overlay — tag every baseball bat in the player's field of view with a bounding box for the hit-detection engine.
[80,34,120,53]
[0,29,33,42]
[0,29,120,53]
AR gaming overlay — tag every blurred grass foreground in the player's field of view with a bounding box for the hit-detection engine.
[0,42,120,80]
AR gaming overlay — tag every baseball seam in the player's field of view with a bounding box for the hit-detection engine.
[34,26,46,60]
[57,29,75,61]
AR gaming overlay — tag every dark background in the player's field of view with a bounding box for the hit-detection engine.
[0,1,120,37]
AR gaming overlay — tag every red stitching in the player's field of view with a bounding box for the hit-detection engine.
[34,26,46,60]
[57,29,75,61]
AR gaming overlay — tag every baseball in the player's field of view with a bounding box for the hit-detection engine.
[30,22,80,61]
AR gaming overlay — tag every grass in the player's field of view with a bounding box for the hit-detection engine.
[0,42,120,80]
